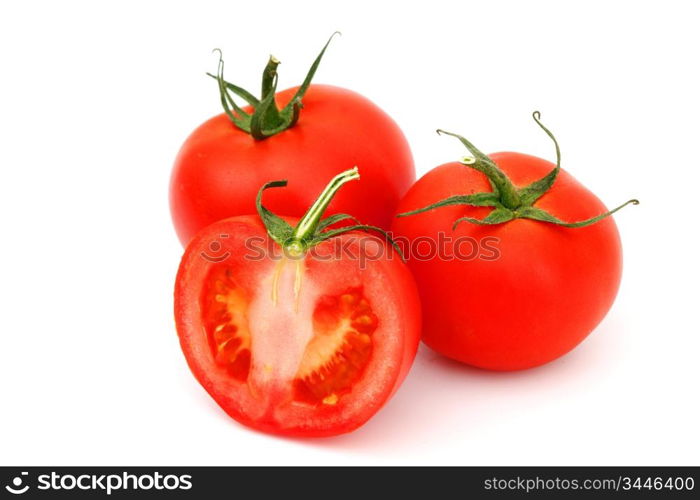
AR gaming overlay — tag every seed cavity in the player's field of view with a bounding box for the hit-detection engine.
[201,268,252,382]
[293,288,377,406]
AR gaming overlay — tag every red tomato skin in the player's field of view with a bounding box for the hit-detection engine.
[170,85,415,246]
[391,153,623,371]
[175,216,421,437]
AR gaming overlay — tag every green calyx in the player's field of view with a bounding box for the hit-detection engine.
[256,167,402,258]
[398,112,639,229]
[209,32,340,140]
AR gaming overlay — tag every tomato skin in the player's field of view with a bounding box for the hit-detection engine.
[175,215,420,436]
[391,153,623,371]
[170,84,415,246]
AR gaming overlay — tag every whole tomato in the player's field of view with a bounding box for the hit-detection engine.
[175,168,421,436]
[391,113,637,371]
[170,35,414,246]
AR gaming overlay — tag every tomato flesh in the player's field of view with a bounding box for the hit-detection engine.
[202,270,377,407]
[295,288,376,405]
[175,216,421,436]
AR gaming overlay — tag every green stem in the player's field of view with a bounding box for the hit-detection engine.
[437,129,522,209]
[211,33,339,140]
[399,113,638,229]
[290,168,360,249]
[255,167,400,258]
[261,55,280,98]
[256,56,282,132]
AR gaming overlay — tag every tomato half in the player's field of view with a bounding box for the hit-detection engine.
[170,84,415,246]
[175,215,420,436]
[392,153,625,371]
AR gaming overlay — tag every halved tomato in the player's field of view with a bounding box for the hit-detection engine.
[175,212,420,437]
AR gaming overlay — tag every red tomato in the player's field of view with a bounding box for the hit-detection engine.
[170,84,414,246]
[391,118,635,371]
[175,170,420,436]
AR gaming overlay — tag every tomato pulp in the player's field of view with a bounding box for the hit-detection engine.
[175,215,420,436]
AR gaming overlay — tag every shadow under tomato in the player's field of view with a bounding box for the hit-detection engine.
[196,315,625,457]
[302,317,626,455]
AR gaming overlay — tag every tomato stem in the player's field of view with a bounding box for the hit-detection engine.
[291,167,360,249]
[437,129,522,210]
[261,55,280,98]
[255,168,404,258]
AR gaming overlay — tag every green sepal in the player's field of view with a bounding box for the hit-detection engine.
[279,32,339,118]
[453,208,515,229]
[400,112,638,231]
[255,180,294,246]
[517,111,562,205]
[311,224,405,260]
[206,70,259,105]
[398,192,500,217]
[255,167,401,258]
[210,32,339,140]
[317,213,362,231]
[517,200,639,228]
[212,49,251,131]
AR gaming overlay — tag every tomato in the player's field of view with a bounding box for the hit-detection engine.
[175,169,420,436]
[169,36,414,246]
[391,114,637,371]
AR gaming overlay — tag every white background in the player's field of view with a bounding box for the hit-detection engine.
[1,0,698,466]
